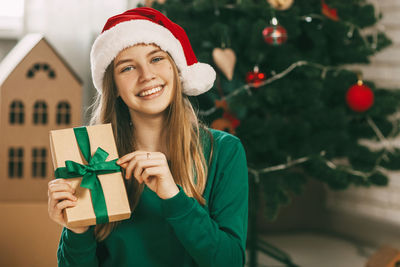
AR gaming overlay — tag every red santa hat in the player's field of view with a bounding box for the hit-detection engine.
[90,7,216,96]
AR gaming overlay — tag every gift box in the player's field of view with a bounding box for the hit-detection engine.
[49,123,131,228]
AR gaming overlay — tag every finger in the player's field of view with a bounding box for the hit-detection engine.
[117,151,146,165]
[116,153,135,165]
[124,156,139,180]
[48,179,75,194]
[50,191,77,202]
[49,192,77,209]
[55,200,77,212]
[120,155,157,169]
[49,198,76,219]
[134,159,163,180]
[48,182,75,199]
[153,152,167,160]
[117,151,165,165]
[141,166,162,182]
[120,162,129,169]
[48,178,71,186]
[124,153,153,179]
[145,152,165,161]
[48,182,75,194]
[49,202,63,219]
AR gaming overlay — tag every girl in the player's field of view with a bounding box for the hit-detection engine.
[48,7,248,267]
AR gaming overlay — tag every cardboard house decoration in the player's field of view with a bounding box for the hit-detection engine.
[0,34,82,201]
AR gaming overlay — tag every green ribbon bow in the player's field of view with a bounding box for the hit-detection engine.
[54,127,121,224]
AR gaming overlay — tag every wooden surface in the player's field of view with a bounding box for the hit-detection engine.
[0,202,61,267]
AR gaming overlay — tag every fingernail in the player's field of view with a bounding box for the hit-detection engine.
[74,196,78,201]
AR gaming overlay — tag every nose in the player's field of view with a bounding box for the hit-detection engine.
[138,64,155,83]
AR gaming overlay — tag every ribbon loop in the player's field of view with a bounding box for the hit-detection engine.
[90,147,109,165]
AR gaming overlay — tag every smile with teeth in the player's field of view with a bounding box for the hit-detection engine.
[138,86,163,97]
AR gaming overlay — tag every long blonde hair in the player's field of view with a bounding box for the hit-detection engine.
[89,51,210,241]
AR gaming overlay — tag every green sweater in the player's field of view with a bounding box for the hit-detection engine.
[57,129,248,267]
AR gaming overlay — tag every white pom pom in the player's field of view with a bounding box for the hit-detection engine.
[180,63,216,96]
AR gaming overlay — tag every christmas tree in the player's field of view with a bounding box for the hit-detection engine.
[147,0,400,264]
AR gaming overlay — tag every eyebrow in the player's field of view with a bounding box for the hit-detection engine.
[114,48,164,68]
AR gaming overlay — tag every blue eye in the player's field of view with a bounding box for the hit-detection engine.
[152,57,163,63]
[121,66,135,73]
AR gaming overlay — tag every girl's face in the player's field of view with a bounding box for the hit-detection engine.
[113,44,175,119]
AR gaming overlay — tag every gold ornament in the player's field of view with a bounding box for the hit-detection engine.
[212,48,236,81]
[267,0,294,10]
[211,117,236,135]
[145,0,166,7]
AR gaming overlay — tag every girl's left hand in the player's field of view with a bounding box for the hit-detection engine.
[116,151,179,199]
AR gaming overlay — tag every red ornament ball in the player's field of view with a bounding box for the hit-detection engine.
[345,83,374,112]
[246,67,266,88]
[262,25,288,45]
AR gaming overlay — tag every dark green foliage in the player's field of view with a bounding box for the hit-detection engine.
[151,0,400,220]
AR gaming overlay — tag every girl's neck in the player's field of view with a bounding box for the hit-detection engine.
[130,111,167,154]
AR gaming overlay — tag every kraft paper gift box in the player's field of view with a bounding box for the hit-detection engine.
[49,123,131,228]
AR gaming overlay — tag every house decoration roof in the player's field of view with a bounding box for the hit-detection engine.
[0,33,82,87]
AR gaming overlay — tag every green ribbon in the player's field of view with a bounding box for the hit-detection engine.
[54,127,121,224]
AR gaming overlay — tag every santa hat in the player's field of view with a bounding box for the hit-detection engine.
[90,7,216,96]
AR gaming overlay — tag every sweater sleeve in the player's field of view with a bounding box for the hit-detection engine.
[161,139,248,267]
[57,227,99,267]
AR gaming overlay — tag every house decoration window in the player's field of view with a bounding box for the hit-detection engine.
[26,63,56,79]
[33,101,48,124]
[32,148,46,178]
[9,100,24,124]
[56,101,71,125]
[8,147,23,178]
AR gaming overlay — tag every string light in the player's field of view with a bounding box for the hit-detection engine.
[198,60,343,117]
[248,146,387,183]
[297,13,381,49]
[248,152,324,182]
[366,116,396,153]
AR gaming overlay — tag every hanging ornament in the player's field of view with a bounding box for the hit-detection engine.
[211,116,237,135]
[346,80,374,112]
[145,0,166,7]
[211,112,240,135]
[262,17,288,45]
[212,48,236,81]
[322,0,339,21]
[223,112,240,129]
[215,99,229,110]
[211,99,240,135]
[246,66,266,88]
[267,0,294,11]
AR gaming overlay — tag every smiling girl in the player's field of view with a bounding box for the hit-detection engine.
[48,7,248,267]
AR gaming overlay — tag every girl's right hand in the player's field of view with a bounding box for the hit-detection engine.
[47,178,89,234]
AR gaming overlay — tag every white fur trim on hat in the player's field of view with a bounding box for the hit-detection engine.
[180,63,216,96]
[90,19,215,96]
